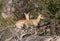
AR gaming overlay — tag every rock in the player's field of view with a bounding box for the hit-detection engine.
[53,36,60,41]
[0,25,19,41]
[26,35,41,41]
[0,25,60,41]
[26,35,53,41]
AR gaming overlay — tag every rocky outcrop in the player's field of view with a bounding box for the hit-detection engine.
[0,25,60,41]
